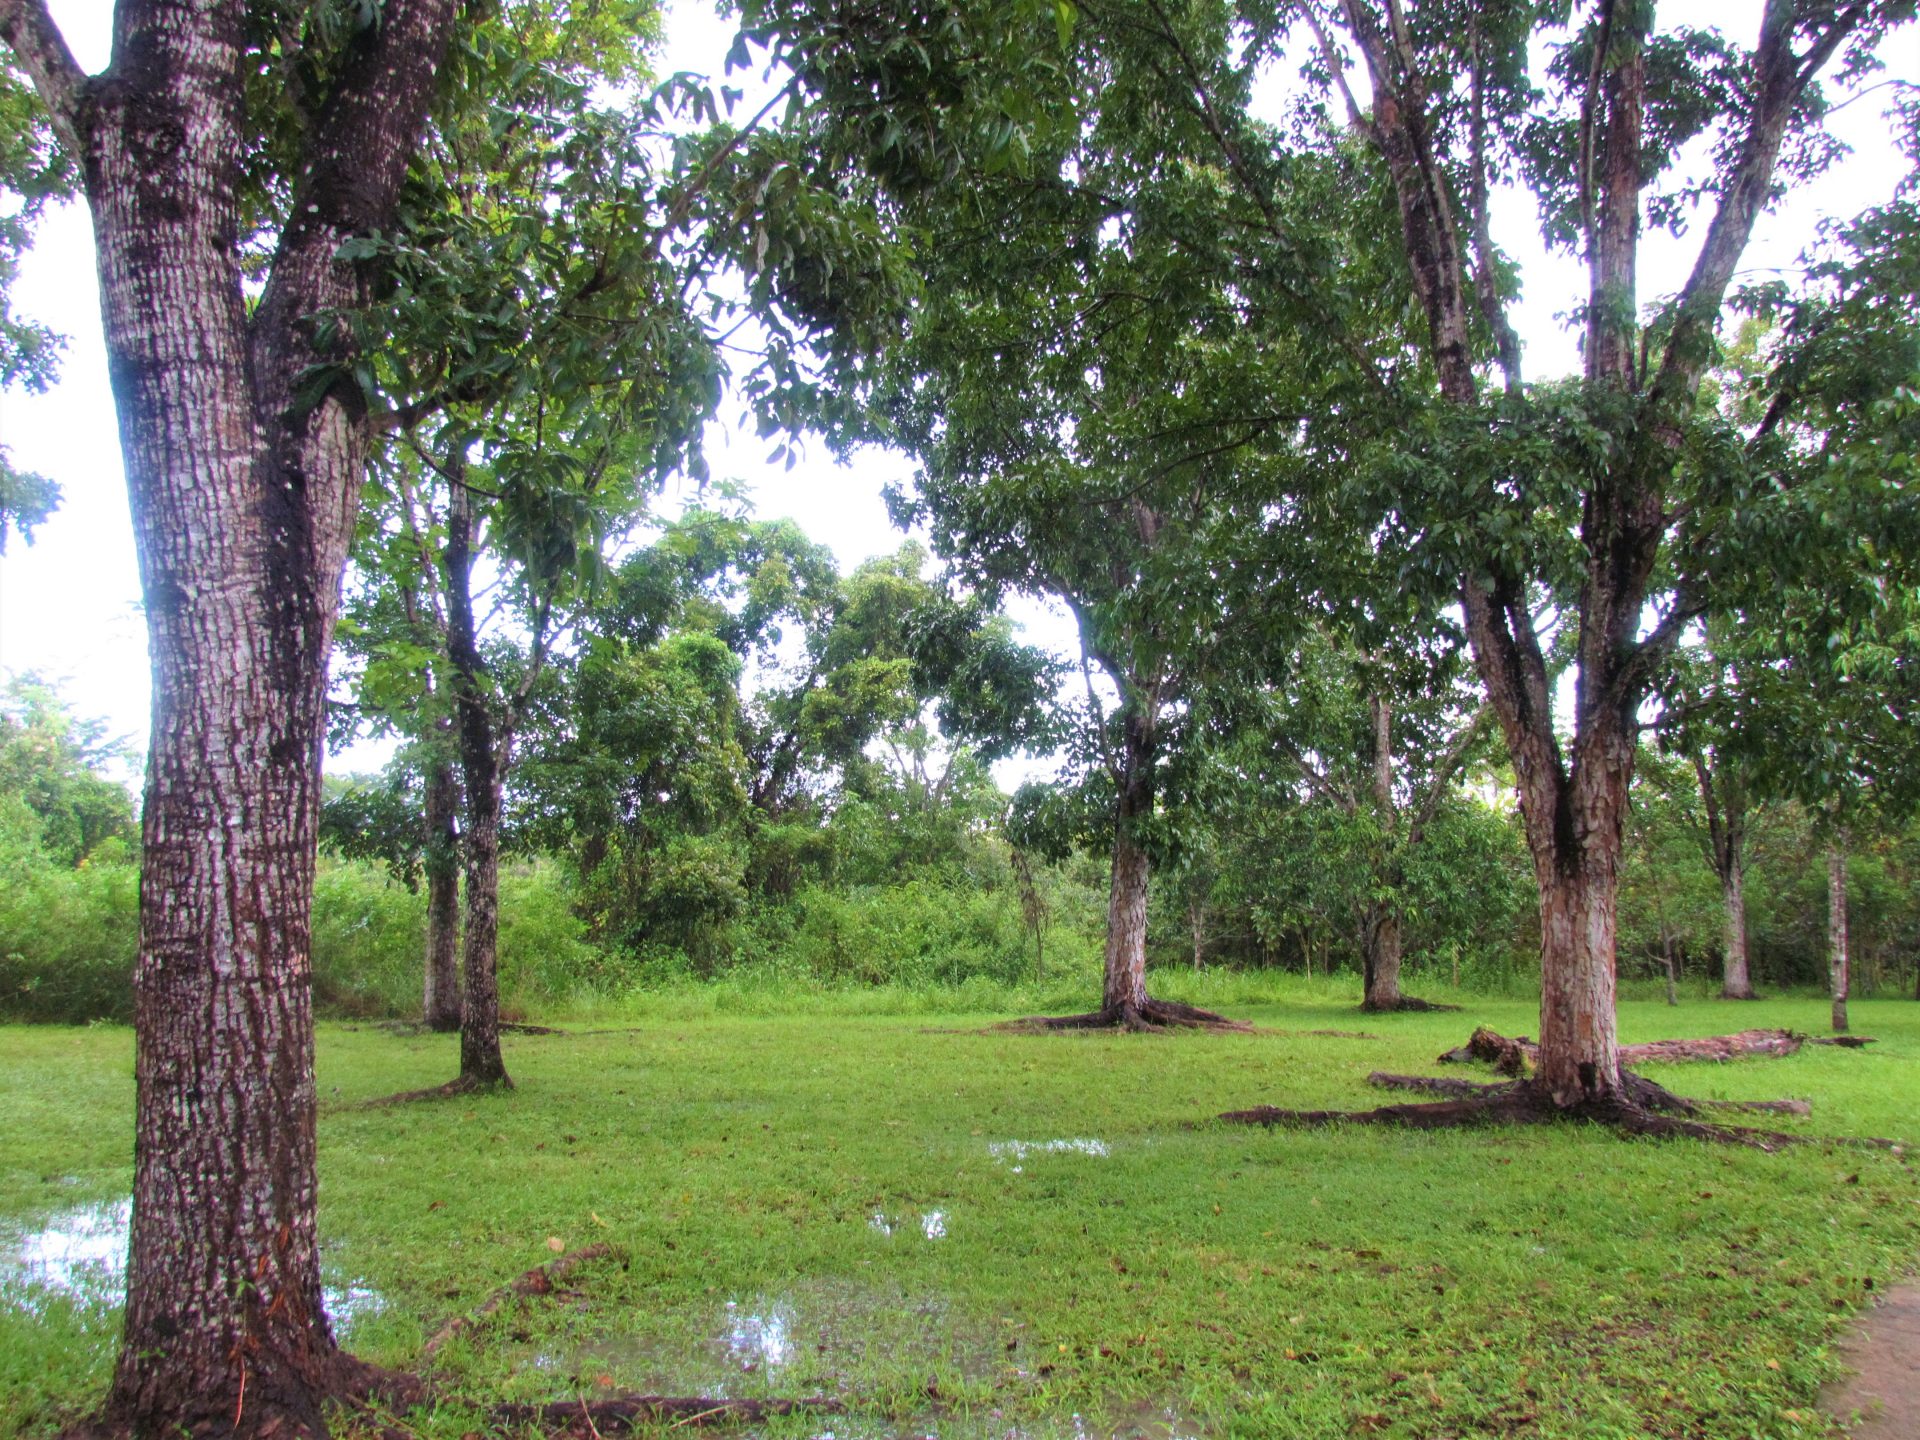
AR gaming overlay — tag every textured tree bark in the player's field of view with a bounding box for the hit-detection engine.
[1361,902,1405,1010]
[1694,751,1755,999]
[1720,862,1752,998]
[1829,844,1850,1035]
[445,480,512,1089]
[1360,694,1405,1010]
[1101,711,1155,1015]
[0,0,466,1427]
[421,752,463,1031]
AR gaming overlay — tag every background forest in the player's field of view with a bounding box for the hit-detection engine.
[6,599,1916,1028]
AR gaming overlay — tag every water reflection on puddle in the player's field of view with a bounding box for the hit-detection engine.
[988,1139,1111,1173]
[866,1209,948,1241]
[520,1280,1000,1402]
[722,1299,797,1369]
[0,1197,386,1331]
[795,1400,1205,1440]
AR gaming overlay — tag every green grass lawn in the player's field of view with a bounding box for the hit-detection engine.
[3,982,1918,1439]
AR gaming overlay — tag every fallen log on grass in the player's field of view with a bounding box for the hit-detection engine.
[1437,1027,1875,1073]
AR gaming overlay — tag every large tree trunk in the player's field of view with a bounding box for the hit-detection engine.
[1829,843,1850,1034]
[0,0,463,1427]
[445,479,512,1089]
[1101,711,1155,1014]
[1501,718,1632,1108]
[421,751,463,1031]
[1361,901,1405,1010]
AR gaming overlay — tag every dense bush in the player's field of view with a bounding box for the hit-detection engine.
[309,857,427,1017]
[0,797,139,1023]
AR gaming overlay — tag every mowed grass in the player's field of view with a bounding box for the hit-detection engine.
[3,983,1918,1439]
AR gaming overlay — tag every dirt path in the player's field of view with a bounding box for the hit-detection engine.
[1822,1283,1920,1437]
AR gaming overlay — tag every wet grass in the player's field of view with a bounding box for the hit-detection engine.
[3,981,1918,1439]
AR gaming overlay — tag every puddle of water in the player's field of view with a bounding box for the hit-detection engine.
[776,1398,1205,1440]
[0,1198,385,1332]
[988,1139,1112,1175]
[519,1278,1003,1401]
[867,1210,948,1241]
[722,1299,797,1369]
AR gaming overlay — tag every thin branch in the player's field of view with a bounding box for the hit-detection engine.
[657,76,802,238]
[405,433,507,501]
[0,0,89,154]
[1576,0,1617,258]
[1406,703,1492,845]
[1295,2,1371,135]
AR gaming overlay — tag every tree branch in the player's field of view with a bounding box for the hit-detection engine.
[0,0,89,155]
[1406,702,1492,846]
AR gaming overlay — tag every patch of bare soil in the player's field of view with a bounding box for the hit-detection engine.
[1822,1283,1920,1439]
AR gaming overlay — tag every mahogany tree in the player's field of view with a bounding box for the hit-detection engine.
[1281,0,1917,1111]
[0,0,462,1428]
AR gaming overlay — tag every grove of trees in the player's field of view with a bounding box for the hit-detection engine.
[4,0,1918,1433]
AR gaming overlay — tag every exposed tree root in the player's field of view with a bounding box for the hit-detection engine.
[1358,995,1462,1014]
[1437,1027,1876,1074]
[1436,1027,1533,1074]
[361,1073,514,1108]
[1366,1070,1812,1116]
[1367,1071,1517,1100]
[1221,1075,1809,1149]
[491,1395,844,1433]
[420,1244,621,1362]
[998,998,1252,1033]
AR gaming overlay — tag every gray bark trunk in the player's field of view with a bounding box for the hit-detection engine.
[1695,750,1755,999]
[445,477,512,1088]
[1362,902,1405,1009]
[1829,844,1850,1034]
[1720,862,1752,999]
[421,751,462,1031]
[1361,694,1405,1010]
[1101,712,1154,1014]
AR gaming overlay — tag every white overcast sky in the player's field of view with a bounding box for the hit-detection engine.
[0,0,1914,780]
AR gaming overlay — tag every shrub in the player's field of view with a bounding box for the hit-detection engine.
[310,857,426,1017]
[0,798,139,1023]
